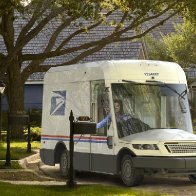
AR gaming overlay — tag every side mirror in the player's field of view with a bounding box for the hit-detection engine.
[179,98,187,113]
[107,136,113,149]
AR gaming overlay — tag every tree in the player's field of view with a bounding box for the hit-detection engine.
[163,20,196,67]
[0,0,194,136]
[144,35,172,62]
[145,20,196,68]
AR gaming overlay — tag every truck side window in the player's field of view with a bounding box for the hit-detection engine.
[90,80,110,136]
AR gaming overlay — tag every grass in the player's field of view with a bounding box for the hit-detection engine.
[0,161,22,169]
[0,171,50,181]
[0,141,40,160]
[193,119,196,134]
[0,182,163,196]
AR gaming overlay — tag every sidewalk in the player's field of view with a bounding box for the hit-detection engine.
[0,151,61,185]
[0,152,98,186]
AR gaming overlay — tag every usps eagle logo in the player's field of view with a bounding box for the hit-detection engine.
[50,91,66,115]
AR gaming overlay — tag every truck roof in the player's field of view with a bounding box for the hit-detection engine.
[45,60,186,84]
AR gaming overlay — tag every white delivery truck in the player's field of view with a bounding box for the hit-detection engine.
[40,60,196,186]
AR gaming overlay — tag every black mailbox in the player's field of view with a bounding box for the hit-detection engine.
[73,122,96,134]
[67,111,97,188]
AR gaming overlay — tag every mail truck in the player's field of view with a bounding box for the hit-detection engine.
[40,60,196,186]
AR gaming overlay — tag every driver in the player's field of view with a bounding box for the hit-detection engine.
[97,99,125,129]
[97,99,150,136]
[114,99,150,138]
[96,104,111,129]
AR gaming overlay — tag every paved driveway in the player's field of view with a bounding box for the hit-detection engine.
[39,164,196,195]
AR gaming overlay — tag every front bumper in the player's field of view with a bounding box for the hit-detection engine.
[133,156,196,170]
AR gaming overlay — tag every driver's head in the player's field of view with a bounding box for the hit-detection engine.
[114,99,123,114]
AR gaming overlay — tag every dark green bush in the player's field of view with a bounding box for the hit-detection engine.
[24,127,41,141]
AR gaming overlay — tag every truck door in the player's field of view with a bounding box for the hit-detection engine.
[67,82,91,172]
[90,80,115,174]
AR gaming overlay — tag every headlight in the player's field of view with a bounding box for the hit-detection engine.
[132,144,159,150]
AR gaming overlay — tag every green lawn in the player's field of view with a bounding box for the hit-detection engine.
[193,119,196,134]
[0,141,40,160]
[0,161,22,169]
[0,182,162,196]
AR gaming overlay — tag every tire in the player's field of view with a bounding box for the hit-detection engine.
[60,149,69,177]
[188,174,196,183]
[121,154,144,186]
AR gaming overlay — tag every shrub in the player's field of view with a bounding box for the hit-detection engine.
[29,108,42,127]
[24,127,41,141]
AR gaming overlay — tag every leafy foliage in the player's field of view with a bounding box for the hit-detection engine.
[146,19,196,68]
[145,35,172,62]
[24,127,41,141]
[163,20,196,67]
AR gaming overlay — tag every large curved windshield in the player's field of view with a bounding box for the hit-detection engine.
[111,83,193,138]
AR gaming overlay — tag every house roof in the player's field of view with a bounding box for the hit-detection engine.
[0,11,142,82]
[143,15,183,39]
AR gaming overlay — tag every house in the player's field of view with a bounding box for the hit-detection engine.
[0,12,195,112]
[0,12,143,111]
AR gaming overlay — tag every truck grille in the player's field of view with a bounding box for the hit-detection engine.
[165,143,196,153]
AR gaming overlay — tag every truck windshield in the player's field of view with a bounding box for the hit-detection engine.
[111,83,193,138]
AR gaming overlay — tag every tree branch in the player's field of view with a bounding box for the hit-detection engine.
[14,7,65,55]
[56,9,115,51]
[16,4,47,47]
[22,43,107,80]
[1,8,15,52]
[21,16,75,82]
[21,3,179,61]
[57,44,107,66]
[21,36,109,61]
[113,11,128,33]
[44,16,74,53]
[113,2,178,38]
[117,10,179,42]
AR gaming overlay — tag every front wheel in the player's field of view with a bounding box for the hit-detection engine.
[121,154,144,186]
[60,149,69,177]
[188,174,196,183]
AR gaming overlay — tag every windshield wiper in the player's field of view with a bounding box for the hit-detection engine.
[146,80,188,113]
[164,83,187,100]
[146,80,187,100]
[122,79,187,100]
[179,89,187,99]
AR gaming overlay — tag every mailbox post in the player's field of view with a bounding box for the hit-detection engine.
[27,122,31,153]
[67,111,96,188]
[67,110,75,187]
[5,117,11,167]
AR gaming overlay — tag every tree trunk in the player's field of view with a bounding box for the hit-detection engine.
[7,61,25,139]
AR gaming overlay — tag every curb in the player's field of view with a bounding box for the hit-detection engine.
[19,151,40,169]
[0,152,57,184]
